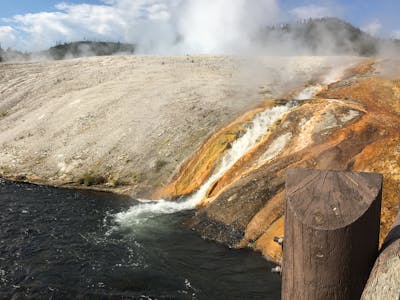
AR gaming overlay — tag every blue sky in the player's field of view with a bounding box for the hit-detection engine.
[330,0,400,32]
[0,0,399,52]
[0,0,101,17]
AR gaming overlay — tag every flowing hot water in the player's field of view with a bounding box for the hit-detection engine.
[114,66,348,226]
[294,66,347,100]
[115,104,292,225]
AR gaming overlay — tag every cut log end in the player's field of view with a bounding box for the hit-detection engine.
[286,168,382,230]
[282,168,382,300]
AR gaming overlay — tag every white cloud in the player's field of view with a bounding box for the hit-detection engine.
[0,0,281,53]
[290,4,336,20]
[362,19,382,36]
[9,3,126,50]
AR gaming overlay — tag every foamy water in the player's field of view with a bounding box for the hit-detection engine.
[295,84,324,100]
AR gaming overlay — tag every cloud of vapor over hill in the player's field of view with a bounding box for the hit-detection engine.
[1,0,281,53]
[1,0,398,58]
[175,0,280,54]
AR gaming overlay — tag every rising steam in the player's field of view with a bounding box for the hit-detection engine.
[1,0,398,58]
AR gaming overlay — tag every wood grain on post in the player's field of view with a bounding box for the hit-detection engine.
[282,168,382,300]
[362,212,400,299]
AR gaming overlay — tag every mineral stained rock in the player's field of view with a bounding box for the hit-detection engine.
[164,59,400,264]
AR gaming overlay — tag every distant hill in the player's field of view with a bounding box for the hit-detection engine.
[259,17,400,56]
[0,41,135,62]
[45,41,135,60]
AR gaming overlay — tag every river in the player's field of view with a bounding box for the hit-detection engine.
[0,179,281,299]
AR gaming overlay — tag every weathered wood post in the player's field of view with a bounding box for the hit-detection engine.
[362,211,400,299]
[282,169,382,300]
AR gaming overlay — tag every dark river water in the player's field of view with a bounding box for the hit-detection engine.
[0,179,281,299]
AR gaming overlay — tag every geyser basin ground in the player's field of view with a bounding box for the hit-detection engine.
[0,55,358,197]
[0,179,281,299]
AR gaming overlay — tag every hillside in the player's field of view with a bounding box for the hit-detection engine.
[46,41,135,60]
[0,55,347,196]
[260,18,384,56]
[0,41,135,62]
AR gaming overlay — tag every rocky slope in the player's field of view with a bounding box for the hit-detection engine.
[0,55,348,196]
[160,59,400,264]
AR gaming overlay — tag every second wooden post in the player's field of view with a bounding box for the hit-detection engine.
[282,168,382,300]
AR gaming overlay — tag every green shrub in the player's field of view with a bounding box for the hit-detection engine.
[78,172,106,186]
[112,178,129,187]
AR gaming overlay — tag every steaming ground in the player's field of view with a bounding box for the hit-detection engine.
[0,55,359,196]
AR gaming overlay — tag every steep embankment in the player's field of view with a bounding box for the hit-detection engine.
[0,55,347,197]
[160,59,400,264]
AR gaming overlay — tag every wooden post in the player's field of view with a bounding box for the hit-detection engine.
[361,211,400,299]
[282,169,382,300]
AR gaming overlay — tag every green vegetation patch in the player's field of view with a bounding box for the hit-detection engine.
[0,111,8,118]
[78,172,106,186]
